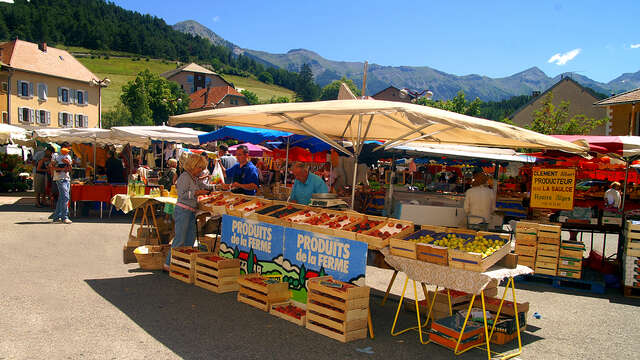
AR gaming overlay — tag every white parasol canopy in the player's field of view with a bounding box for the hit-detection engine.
[394,142,535,163]
[110,125,205,147]
[32,128,131,146]
[0,124,30,146]
[169,100,587,155]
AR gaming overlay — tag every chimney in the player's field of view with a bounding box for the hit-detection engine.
[38,42,47,52]
[203,85,210,108]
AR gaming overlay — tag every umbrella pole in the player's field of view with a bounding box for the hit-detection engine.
[622,159,630,213]
[161,141,164,173]
[93,139,97,181]
[284,137,290,186]
[350,115,363,210]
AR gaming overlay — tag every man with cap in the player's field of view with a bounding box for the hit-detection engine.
[463,172,495,227]
[49,143,73,224]
[604,181,622,209]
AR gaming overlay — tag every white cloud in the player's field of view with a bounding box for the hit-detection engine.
[0,0,15,3]
[631,44,640,49]
[212,16,220,22]
[548,48,581,66]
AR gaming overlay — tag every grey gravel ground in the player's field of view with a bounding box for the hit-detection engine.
[1,194,639,360]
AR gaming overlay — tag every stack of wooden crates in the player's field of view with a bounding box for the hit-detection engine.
[514,221,538,269]
[558,240,584,279]
[623,220,640,296]
[535,224,561,276]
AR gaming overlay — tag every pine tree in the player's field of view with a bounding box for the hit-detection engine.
[295,64,320,102]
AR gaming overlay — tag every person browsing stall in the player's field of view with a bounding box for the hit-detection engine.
[49,145,73,224]
[164,154,213,271]
[463,172,496,226]
[604,181,622,209]
[288,162,329,205]
[216,143,238,172]
[221,145,259,195]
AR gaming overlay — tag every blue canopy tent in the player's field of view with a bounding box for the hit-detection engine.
[198,126,291,145]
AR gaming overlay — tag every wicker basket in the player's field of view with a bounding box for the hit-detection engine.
[134,245,170,270]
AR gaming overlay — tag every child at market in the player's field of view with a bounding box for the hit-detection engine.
[164,154,213,272]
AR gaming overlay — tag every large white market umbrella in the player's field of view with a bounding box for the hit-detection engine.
[169,100,587,206]
[0,124,30,146]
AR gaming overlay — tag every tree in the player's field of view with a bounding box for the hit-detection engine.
[258,71,274,84]
[102,102,133,128]
[320,76,362,100]
[120,69,189,125]
[294,64,320,102]
[268,96,290,103]
[241,89,260,105]
[528,92,607,135]
[417,90,481,117]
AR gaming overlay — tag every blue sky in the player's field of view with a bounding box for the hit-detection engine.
[112,0,639,82]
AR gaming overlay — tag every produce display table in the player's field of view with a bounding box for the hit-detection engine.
[111,194,176,214]
[380,247,532,359]
[112,195,179,251]
[71,184,126,218]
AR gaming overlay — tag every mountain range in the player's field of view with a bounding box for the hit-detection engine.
[173,20,640,102]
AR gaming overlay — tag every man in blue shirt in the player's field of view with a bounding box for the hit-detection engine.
[289,162,329,205]
[222,145,260,195]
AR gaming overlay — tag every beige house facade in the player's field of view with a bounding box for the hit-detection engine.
[160,63,231,94]
[509,77,608,135]
[0,40,104,129]
[594,88,640,136]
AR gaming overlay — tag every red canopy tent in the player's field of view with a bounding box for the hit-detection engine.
[273,147,327,163]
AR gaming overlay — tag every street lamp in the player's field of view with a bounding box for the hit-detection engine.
[90,78,111,128]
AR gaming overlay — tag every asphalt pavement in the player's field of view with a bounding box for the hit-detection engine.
[1,194,639,359]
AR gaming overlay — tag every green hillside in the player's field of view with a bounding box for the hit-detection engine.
[76,54,294,112]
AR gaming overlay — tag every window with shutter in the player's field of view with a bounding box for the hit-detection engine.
[1,82,7,93]
[29,109,35,123]
[35,109,40,124]
[29,82,34,98]
[58,87,62,102]
[38,83,48,101]
[60,88,69,103]
[58,112,63,126]
[76,91,83,105]
[18,107,23,122]
[46,111,51,125]
[19,81,31,97]
[83,115,88,128]
[70,89,76,104]
[38,110,48,125]
[84,90,89,105]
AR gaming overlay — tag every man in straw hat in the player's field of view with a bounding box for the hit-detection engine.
[463,172,496,228]
[604,181,622,209]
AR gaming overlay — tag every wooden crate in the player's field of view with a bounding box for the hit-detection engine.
[416,243,449,266]
[270,301,306,326]
[557,268,581,279]
[517,255,535,268]
[237,274,290,312]
[305,276,369,343]
[448,234,511,272]
[515,244,537,257]
[559,248,583,261]
[515,233,537,246]
[389,227,442,259]
[535,266,557,276]
[312,212,366,241]
[194,254,240,294]
[537,224,561,240]
[227,198,272,218]
[169,247,209,284]
[515,221,539,235]
[558,257,582,271]
[537,243,559,258]
[358,219,414,250]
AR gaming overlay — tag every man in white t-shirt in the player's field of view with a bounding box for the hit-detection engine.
[50,146,73,224]
[604,181,622,209]
[464,173,496,226]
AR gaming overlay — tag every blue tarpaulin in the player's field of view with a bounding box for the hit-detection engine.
[198,126,291,145]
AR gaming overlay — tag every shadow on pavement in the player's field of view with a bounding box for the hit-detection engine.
[85,274,541,360]
[1,201,133,224]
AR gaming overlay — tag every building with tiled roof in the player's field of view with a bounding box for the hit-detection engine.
[594,88,640,136]
[509,77,607,135]
[161,62,232,95]
[0,39,107,128]
[188,85,248,111]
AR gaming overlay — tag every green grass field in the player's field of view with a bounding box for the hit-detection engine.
[75,52,294,112]
[222,75,294,102]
